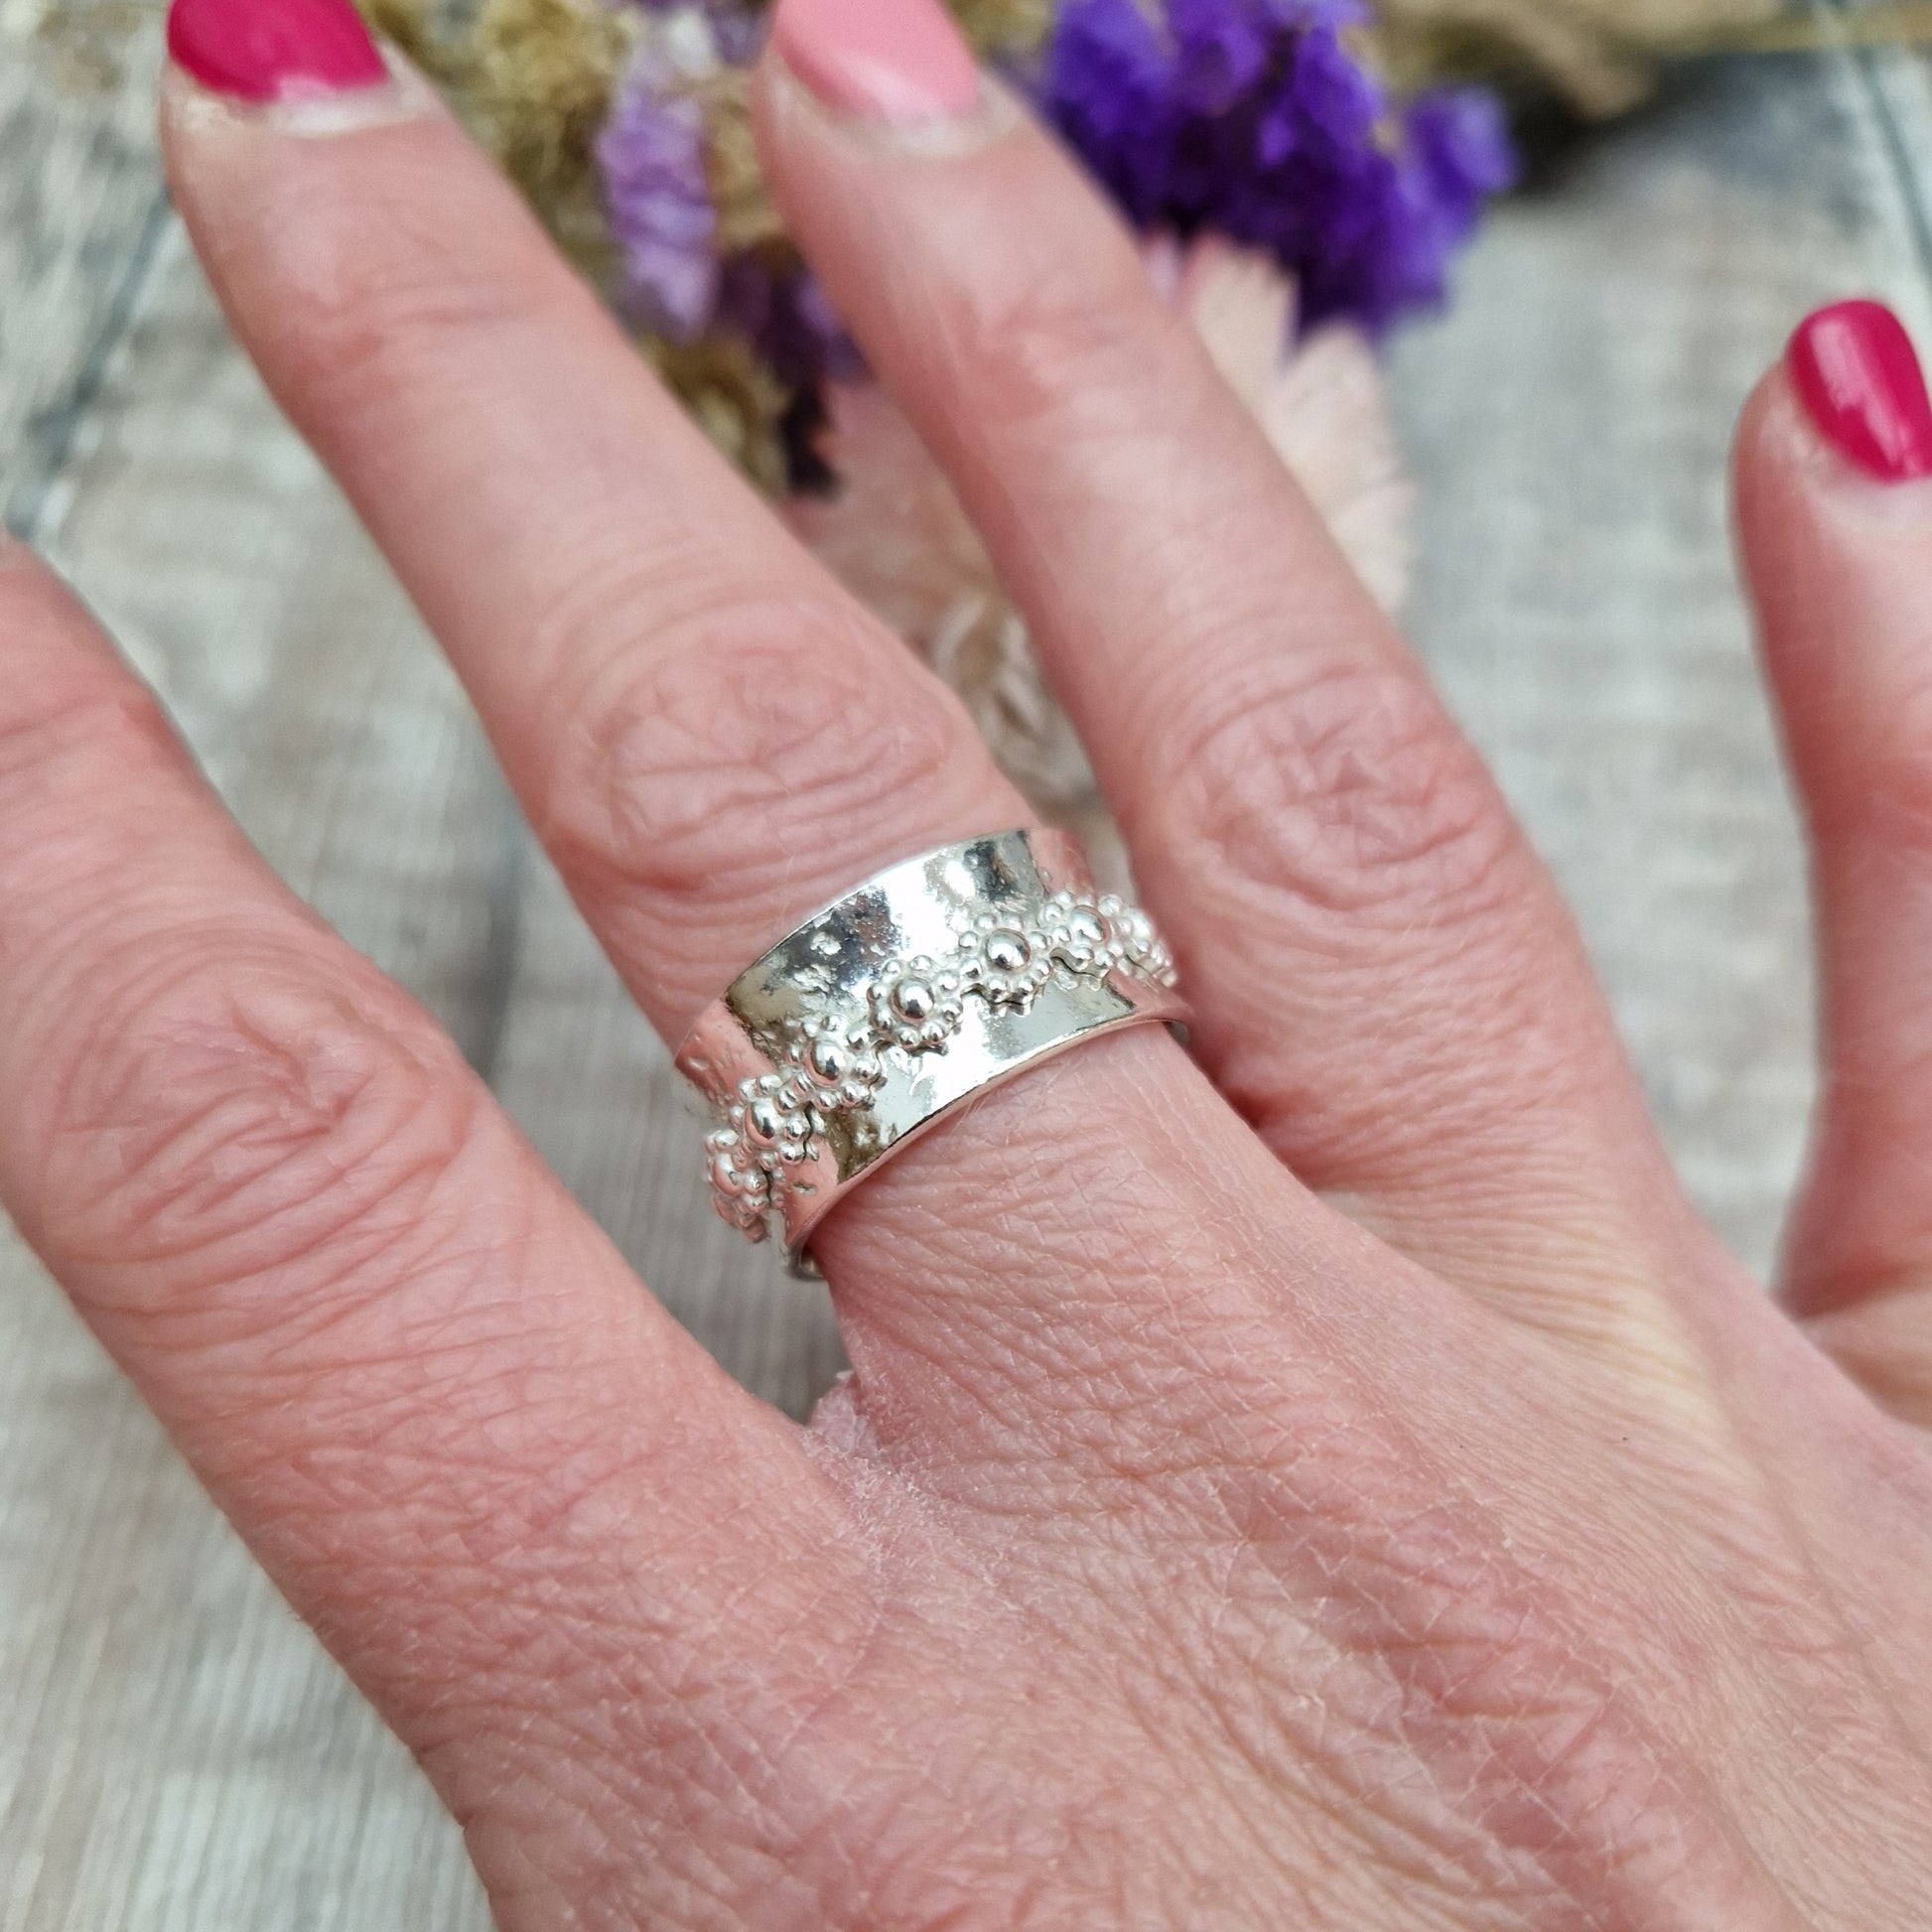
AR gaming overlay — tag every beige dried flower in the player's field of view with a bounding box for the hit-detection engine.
[356,0,445,79]
[949,0,1056,58]
[792,240,1412,847]
[691,63,788,255]
[646,333,792,498]
[467,0,635,208]
[1367,0,1782,117]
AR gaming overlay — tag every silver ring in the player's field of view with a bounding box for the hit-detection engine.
[675,829,1187,1262]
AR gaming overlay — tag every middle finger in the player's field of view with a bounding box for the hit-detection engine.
[158,55,1374,1478]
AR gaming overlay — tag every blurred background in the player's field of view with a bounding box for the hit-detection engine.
[2,1,1927,1923]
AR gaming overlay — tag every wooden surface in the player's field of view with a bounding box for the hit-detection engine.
[3,14,1931,1926]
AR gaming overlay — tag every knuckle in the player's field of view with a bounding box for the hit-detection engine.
[37,938,482,1329]
[1160,662,1520,927]
[538,592,979,910]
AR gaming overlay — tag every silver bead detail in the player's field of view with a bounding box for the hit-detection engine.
[894,979,934,1021]
[871,956,967,1053]
[787,1015,886,1112]
[958,913,1054,1008]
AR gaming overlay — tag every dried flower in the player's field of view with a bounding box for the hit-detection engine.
[693,61,787,253]
[600,17,722,336]
[1366,0,1782,118]
[470,0,636,202]
[948,0,1057,58]
[1040,0,1516,333]
[646,332,793,495]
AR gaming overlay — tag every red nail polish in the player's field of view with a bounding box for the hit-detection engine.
[167,0,386,103]
[1788,300,1932,483]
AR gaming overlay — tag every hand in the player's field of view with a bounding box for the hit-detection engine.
[7,0,1932,1922]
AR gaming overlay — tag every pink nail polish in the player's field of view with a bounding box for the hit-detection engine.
[167,0,386,103]
[772,0,980,125]
[1788,300,1932,483]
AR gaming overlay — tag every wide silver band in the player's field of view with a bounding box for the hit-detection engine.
[676,829,1187,1260]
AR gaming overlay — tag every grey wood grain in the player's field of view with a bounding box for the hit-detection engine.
[1,20,1928,1928]
[1392,51,1907,1275]
[0,9,170,540]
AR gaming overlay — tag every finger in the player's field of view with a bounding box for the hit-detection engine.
[1735,302,1932,1426]
[754,4,1686,1308]
[0,542,869,1916]
[158,42,1340,1466]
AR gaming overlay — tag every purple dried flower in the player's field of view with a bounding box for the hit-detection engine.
[704,4,766,66]
[714,255,861,485]
[1169,0,1269,115]
[1037,0,1517,337]
[1406,85,1518,232]
[716,257,855,386]
[1035,0,1173,223]
[598,52,720,340]
[1281,18,1379,163]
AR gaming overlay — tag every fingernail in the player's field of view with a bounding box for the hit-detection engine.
[167,0,386,103]
[1788,300,1932,483]
[771,0,980,125]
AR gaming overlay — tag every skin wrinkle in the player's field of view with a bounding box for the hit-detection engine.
[259,1404,797,1665]
[385,1483,889,1909]
[844,1235,1695,1921]
[509,516,959,788]
[1193,1451,1796,1926]
[367,1587,854,1904]
[458,1696,815,1932]
[787,1328,1769,1932]
[596,1604,968,1923]
[889,1244,1885,1924]
[537,596,986,973]
[36,951,476,1292]
[732,1600,1016,1929]
[1676,1435,1932,1911]
[1148,658,1520,931]
[90,1035,451,1288]
[268,1311,700,1530]
[760,1391,1367,1916]
[822,1094,1352,1500]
